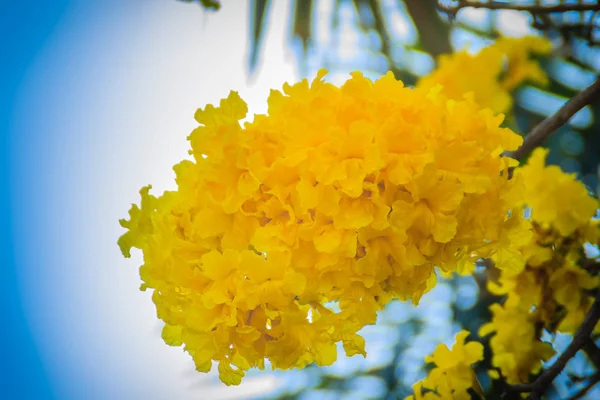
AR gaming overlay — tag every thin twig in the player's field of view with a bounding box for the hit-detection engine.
[509,77,600,161]
[438,1,600,17]
[568,371,600,400]
[366,0,391,64]
[505,291,600,399]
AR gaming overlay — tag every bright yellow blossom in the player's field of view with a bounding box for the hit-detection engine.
[418,36,551,114]
[480,302,555,384]
[482,150,599,384]
[520,148,599,236]
[418,46,512,114]
[406,330,484,400]
[494,36,552,91]
[119,69,525,385]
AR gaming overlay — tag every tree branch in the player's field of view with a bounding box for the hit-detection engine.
[366,0,392,66]
[405,0,452,57]
[509,77,600,161]
[568,371,600,400]
[505,291,600,399]
[583,339,600,369]
[438,1,600,17]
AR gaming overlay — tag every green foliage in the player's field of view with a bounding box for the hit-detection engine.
[178,0,220,11]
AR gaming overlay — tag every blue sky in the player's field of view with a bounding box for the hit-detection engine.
[2,3,69,398]
[2,2,295,398]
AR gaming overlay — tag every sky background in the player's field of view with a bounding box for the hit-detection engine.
[5,2,600,400]
[2,1,297,398]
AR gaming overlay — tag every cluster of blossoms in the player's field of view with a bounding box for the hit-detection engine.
[406,331,484,399]
[119,66,528,384]
[479,149,600,384]
[119,32,599,393]
[404,149,600,394]
[418,36,551,114]
[401,37,600,395]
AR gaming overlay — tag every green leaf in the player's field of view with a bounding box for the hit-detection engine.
[178,0,221,11]
[249,0,271,74]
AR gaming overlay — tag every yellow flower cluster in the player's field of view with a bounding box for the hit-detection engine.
[418,36,551,114]
[479,298,555,385]
[406,330,484,400]
[480,149,600,384]
[494,36,552,91]
[521,149,599,236]
[119,69,525,385]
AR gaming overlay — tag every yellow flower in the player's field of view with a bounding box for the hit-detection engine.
[418,47,512,114]
[119,69,524,385]
[520,148,599,236]
[405,382,440,400]
[480,303,555,384]
[490,212,533,272]
[407,330,484,399]
[550,264,599,309]
[482,186,599,379]
[418,35,551,114]
[550,263,599,334]
[117,185,157,258]
[494,36,552,91]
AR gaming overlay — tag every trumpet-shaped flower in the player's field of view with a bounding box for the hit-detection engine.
[406,330,484,400]
[119,69,524,384]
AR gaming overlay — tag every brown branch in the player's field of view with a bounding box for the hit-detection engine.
[568,371,600,400]
[438,1,600,17]
[366,0,392,63]
[505,291,600,399]
[405,0,452,57]
[583,339,600,369]
[508,77,600,161]
[583,261,600,276]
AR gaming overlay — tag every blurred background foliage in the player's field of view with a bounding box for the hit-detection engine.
[181,0,600,398]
